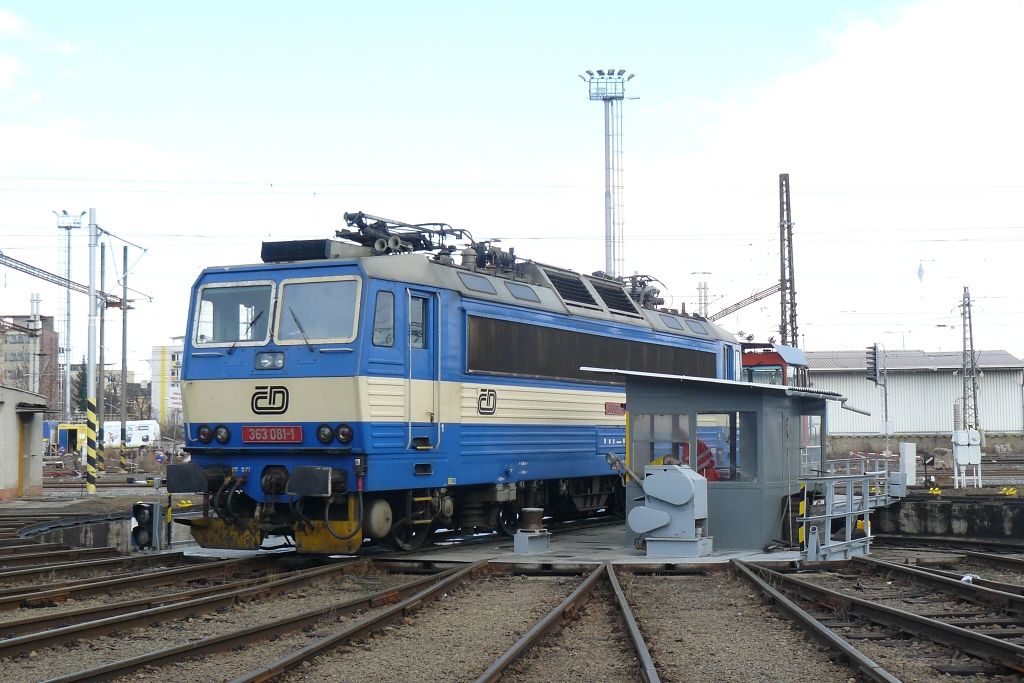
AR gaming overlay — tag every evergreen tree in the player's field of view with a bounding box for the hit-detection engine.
[72,365,88,416]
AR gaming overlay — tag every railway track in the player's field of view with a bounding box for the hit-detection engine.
[741,555,1024,681]
[1,534,1023,681]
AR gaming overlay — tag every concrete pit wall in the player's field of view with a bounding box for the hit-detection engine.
[828,434,1024,457]
[873,498,1024,540]
[32,518,133,552]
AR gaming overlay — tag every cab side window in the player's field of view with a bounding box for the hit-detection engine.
[372,291,394,347]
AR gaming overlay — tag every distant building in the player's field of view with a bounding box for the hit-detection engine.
[150,338,183,427]
[0,314,58,411]
[807,349,1024,437]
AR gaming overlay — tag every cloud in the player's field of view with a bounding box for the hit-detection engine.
[0,9,25,34]
[0,54,20,89]
[617,0,1024,353]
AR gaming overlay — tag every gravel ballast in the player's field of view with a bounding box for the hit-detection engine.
[624,571,858,683]
[280,574,578,683]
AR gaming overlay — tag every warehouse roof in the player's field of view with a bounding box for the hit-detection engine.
[806,349,1024,371]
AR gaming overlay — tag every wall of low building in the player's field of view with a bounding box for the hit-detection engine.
[0,386,45,500]
[812,368,1024,435]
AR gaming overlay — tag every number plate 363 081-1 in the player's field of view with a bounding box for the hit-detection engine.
[241,425,303,443]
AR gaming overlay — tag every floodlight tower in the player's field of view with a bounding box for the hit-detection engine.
[54,210,85,422]
[578,68,634,278]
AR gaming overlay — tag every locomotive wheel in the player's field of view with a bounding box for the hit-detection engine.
[495,504,520,537]
[387,520,432,551]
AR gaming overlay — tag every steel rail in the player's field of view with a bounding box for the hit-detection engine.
[905,564,1024,596]
[45,563,476,683]
[0,558,370,657]
[606,564,661,683]
[0,550,185,583]
[962,550,1024,571]
[873,533,1024,553]
[731,560,898,683]
[0,543,71,556]
[228,560,491,683]
[473,563,608,683]
[0,546,121,569]
[853,556,1024,614]
[752,563,1024,672]
[0,557,259,609]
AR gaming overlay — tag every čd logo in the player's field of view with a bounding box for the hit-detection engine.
[252,385,289,414]
[477,388,497,415]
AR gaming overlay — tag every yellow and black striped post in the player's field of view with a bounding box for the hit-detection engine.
[97,441,105,473]
[797,482,806,545]
[119,442,128,473]
[85,399,98,494]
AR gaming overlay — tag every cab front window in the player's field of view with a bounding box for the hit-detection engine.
[276,276,361,344]
[195,283,272,345]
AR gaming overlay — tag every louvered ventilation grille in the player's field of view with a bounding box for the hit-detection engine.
[544,271,599,307]
[592,282,641,316]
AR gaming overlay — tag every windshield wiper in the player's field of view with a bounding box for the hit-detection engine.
[227,310,264,355]
[288,307,315,351]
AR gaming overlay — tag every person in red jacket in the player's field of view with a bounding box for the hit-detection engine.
[683,439,720,481]
[654,439,720,481]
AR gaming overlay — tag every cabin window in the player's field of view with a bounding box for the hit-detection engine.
[745,365,784,386]
[410,297,427,349]
[697,412,758,483]
[372,292,395,347]
[195,283,271,345]
[277,276,361,344]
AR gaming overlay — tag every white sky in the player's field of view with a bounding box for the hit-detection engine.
[1,0,1022,380]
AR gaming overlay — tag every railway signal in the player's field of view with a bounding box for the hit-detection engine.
[865,344,879,383]
[131,502,158,550]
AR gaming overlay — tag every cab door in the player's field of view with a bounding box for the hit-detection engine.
[407,289,441,449]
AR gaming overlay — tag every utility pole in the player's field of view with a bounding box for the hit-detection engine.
[778,173,798,346]
[866,343,891,454]
[97,245,106,472]
[120,246,129,473]
[28,294,41,394]
[55,210,85,422]
[85,209,99,494]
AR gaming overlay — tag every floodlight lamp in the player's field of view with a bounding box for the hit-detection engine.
[606,67,614,74]
[627,74,635,81]
[578,74,586,81]
[586,70,594,76]
[596,69,605,76]
[617,69,625,76]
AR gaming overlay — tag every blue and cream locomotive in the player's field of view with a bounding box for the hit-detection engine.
[168,212,741,552]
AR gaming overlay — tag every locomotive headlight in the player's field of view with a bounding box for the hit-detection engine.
[197,425,213,443]
[335,424,354,444]
[254,351,285,370]
[214,425,231,444]
[316,424,334,444]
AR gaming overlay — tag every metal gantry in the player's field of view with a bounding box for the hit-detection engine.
[960,286,980,432]
[578,68,634,278]
[778,173,798,346]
